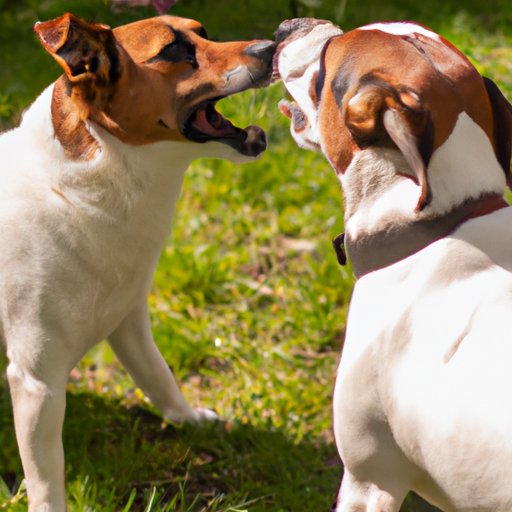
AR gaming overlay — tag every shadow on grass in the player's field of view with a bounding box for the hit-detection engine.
[0,388,439,511]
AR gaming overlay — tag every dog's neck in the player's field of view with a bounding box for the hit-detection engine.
[342,191,507,278]
[340,113,508,278]
[50,71,139,161]
[26,83,245,226]
[21,85,193,226]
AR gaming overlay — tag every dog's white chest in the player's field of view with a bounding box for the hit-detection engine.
[0,87,191,347]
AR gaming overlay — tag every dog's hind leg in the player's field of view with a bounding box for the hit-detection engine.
[6,357,68,511]
[108,301,217,423]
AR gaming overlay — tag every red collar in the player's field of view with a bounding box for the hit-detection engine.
[333,194,509,277]
[463,194,508,221]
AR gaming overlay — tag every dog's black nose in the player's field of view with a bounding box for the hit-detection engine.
[244,40,276,62]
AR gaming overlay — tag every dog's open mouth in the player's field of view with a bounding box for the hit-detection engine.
[183,99,266,157]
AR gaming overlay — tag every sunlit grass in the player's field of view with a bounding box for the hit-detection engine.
[1,0,511,510]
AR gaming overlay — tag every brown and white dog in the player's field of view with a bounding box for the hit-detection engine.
[0,13,274,511]
[275,18,512,512]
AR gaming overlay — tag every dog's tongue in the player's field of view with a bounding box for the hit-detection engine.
[192,109,217,136]
[192,105,238,138]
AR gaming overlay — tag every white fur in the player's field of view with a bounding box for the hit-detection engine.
[334,208,512,511]
[278,22,343,150]
[426,112,506,214]
[277,23,343,85]
[359,21,441,41]
[339,148,421,240]
[286,64,324,148]
[0,84,247,511]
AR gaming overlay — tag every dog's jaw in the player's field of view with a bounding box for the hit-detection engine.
[274,19,343,151]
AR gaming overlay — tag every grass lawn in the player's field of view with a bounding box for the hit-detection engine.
[0,0,511,510]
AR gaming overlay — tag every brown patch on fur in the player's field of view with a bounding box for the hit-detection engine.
[51,77,100,160]
[318,84,354,174]
[317,28,496,177]
[309,70,320,108]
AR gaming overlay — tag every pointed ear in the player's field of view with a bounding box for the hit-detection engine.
[483,77,512,190]
[346,82,434,211]
[34,13,120,85]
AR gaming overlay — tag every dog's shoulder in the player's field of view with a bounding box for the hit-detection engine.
[349,209,512,330]
[0,86,58,185]
[451,206,512,273]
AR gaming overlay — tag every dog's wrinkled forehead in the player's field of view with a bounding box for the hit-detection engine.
[274,18,342,83]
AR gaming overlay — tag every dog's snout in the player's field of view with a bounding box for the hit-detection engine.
[244,40,276,62]
[275,18,330,45]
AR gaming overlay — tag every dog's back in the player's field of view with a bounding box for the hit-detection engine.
[342,207,512,510]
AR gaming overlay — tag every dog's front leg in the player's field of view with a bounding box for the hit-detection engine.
[7,361,67,511]
[332,366,409,512]
[333,470,403,512]
[108,301,217,423]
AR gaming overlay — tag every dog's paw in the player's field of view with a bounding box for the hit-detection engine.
[163,406,219,424]
[192,407,220,422]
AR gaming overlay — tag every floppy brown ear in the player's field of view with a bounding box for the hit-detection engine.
[34,13,120,85]
[483,77,512,190]
[345,81,434,211]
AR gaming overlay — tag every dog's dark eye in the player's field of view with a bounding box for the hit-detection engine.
[156,41,180,61]
[147,36,198,68]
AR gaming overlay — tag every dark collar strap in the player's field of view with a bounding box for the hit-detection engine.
[332,232,347,266]
[333,194,508,278]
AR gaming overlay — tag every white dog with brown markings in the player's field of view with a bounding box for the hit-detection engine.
[0,12,274,511]
[275,18,512,512]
